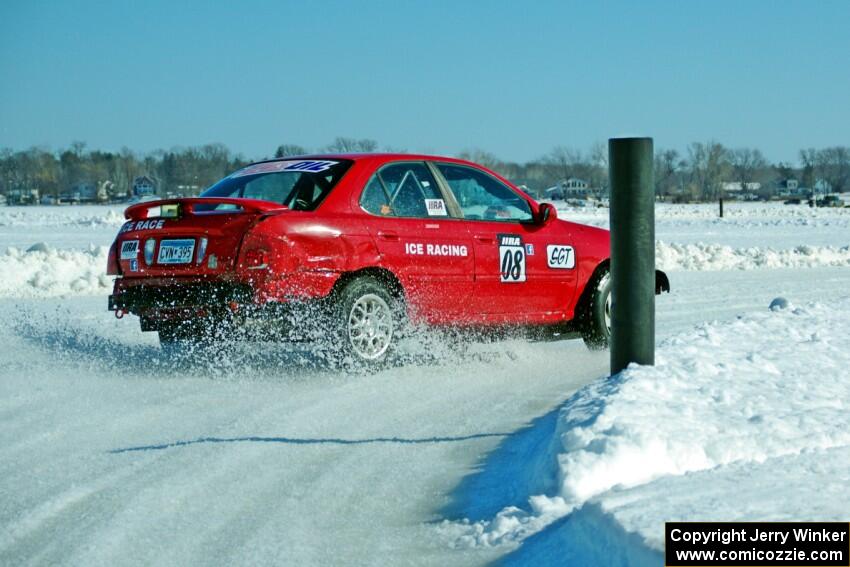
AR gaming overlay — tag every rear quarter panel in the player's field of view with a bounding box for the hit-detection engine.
[241,160,383,301]
[562,220,610,315]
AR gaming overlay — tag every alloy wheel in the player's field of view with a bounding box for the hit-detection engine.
[347,293,393,360]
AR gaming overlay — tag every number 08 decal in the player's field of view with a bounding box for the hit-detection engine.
[498,234,526,283]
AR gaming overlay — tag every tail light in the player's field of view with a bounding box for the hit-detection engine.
[106,241,121,275]
[144,238,156,265]
[197,237,208,264]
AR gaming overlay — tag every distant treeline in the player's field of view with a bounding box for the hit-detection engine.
[1,137,848,202]
[462,143,849,200]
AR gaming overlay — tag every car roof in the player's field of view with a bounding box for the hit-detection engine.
[246,153,482,168]
[240,153,525,197]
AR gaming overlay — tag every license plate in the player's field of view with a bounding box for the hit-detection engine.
[157,239,195,264]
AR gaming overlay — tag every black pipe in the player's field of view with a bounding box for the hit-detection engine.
[609,137,655,373]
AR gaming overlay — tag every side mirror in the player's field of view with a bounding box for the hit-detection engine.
[537,202,558,225]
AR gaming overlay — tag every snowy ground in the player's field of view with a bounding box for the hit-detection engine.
[442,297,850,565]
[1,202,849,566]
[560,200,850,248]
[0,297,602,566]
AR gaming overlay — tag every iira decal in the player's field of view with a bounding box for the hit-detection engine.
[405,242,468,257]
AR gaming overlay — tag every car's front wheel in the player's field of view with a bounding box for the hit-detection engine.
[335,276,400,366]
[580,268,611,350]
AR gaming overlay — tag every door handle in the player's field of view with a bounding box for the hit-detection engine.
[377,230,400,241]
[474,234,494,244]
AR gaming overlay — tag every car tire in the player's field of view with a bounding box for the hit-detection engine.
[580,267,611,350]
[334,276,401,367]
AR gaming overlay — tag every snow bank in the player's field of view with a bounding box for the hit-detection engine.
[0,206,125,228]
[0,245,112,297]
[552,299,850,508]
[554,202,850,249]
[657,241,850,271]
[597,445,850,554]
[556,201,850,223]
[2,239,846,302]
[447,296,850,557]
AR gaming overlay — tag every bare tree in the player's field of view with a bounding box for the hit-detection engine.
[324,137,378,153]
[687,141,728,200]
[543,146,584,183]
[814,146,850,193]
[654,149,683,198]
[728,147,769,190]
[774,161,794,180]
[275,144,307,158]
[799,148,818,191]
[70,140,87,157]
[588,141,609,193]
[457,148,501,170]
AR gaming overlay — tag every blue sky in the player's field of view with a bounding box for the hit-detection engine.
[1,0,848,164]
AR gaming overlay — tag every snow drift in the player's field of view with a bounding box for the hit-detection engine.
[0,206,125,228]
[657,242,850,271]
[0,203,846,299]
[557,201,850,223]
[0,245,112,298]
[447,296,850,561]
[2,241,848,300]
[556,201,850,249]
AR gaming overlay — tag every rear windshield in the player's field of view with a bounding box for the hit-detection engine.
[201,159,352,211]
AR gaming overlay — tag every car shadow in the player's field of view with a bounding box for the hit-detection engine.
[10,312,334,377]
[13,313,164,367]
[11,308,523,380]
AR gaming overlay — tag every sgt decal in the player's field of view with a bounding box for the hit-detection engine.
[546,245,575,269]
[498,234,526,283]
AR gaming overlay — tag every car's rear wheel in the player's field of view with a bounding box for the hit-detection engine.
[335,276,400,366]
[580,267,612,350]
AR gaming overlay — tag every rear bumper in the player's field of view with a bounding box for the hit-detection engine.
[109,277,253,314]
[108,270,340,315]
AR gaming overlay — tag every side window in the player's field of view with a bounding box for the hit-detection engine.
[360,162,448,218]
[242,173,294,203]
[360,176,392,216]
[436,164,532,222]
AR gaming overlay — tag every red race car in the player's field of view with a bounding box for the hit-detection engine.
[107,154,669,364]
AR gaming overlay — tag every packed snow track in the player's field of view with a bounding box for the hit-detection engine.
[0,296,608,566]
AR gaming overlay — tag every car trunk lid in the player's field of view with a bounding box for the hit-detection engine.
[115,197,286,278]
